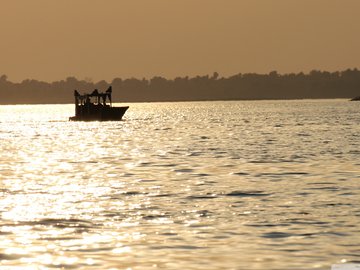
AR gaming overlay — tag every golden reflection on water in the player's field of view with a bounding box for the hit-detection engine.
[0,101,360,269]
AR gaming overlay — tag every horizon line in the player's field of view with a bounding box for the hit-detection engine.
[1,68,360,84]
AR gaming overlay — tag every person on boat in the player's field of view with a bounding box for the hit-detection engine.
[91,89,99,96]
[106,86,112,105]
[85,95,91,105]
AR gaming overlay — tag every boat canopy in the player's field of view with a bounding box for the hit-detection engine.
[74,86,112,106]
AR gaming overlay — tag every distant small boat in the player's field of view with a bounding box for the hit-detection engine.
[69,86,129,121]
[350,96,360,101]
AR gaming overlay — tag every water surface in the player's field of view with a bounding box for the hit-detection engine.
[0,100,360,269]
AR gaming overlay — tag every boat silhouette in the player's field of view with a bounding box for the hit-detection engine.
[69,86,129,121]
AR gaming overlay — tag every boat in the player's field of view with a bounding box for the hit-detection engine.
[350,96,360,101]
[69,86,129,121]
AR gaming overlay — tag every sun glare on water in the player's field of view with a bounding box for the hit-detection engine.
[0,101,359,269]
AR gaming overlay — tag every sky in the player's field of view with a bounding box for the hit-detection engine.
[0,0,360,82]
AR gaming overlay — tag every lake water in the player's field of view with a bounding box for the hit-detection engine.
[0,100,359,270]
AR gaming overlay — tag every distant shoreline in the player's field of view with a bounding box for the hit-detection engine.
[1,69,360,104]
[0,98,352,106]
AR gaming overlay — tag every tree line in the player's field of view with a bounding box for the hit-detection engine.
[1,69,360,104]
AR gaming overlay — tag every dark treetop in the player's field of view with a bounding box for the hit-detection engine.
[1,69,360,104]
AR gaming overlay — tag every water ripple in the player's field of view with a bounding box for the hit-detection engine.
[1,101,359,270]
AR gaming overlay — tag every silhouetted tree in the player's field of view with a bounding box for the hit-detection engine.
[1,70,360,104]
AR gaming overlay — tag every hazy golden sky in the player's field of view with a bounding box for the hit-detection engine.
[1,0,360,82]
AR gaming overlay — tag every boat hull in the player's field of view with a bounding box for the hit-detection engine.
[69,106,129,121]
